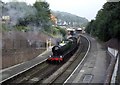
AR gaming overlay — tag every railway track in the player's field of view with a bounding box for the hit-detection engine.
[2,41,79,84]
[2,35,89,84]
[2,60,62,84]
[41,35,90,84]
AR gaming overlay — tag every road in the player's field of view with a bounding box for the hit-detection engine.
[65,34,107,83]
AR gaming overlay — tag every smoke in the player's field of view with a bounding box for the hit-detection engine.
[2,2,37,26]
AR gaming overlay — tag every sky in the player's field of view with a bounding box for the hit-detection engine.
[2,0,107,21]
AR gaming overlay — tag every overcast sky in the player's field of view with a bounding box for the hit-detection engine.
[2,0,107,21]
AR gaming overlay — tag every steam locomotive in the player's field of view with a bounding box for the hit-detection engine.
[47,35,80,63]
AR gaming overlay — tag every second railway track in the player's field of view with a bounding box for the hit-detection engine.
[2,60,62,84]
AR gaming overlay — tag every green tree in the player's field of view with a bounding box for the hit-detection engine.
[17,1,51,32]
[56,27,66,37]
[86,2,120,41]
[34,1,51,29]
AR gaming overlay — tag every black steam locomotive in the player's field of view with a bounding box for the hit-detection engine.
[47,35,80,63]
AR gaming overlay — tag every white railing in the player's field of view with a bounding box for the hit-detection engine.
[104,47,119,84]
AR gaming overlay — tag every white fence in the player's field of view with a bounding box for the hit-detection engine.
[107,47,119,84]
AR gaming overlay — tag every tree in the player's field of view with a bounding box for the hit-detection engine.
[16,1,52,32]
[86,2,120,41]
[34,1,51,30]
[57,27,66,37]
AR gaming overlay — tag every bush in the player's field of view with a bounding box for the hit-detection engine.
[15,26,29,32]
[55,26,67,37]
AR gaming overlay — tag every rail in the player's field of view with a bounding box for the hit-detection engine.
[63,34,91,84]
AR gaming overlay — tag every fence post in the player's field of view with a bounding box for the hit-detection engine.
[49,38,51,48]
[46,40,48,51]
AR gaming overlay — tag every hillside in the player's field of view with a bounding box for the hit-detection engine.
[1,1,89,30]
[52,11,88,27]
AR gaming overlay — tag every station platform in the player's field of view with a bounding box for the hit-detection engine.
[0,49,52,83]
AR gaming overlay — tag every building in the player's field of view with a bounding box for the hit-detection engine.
[50,14,57,26]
